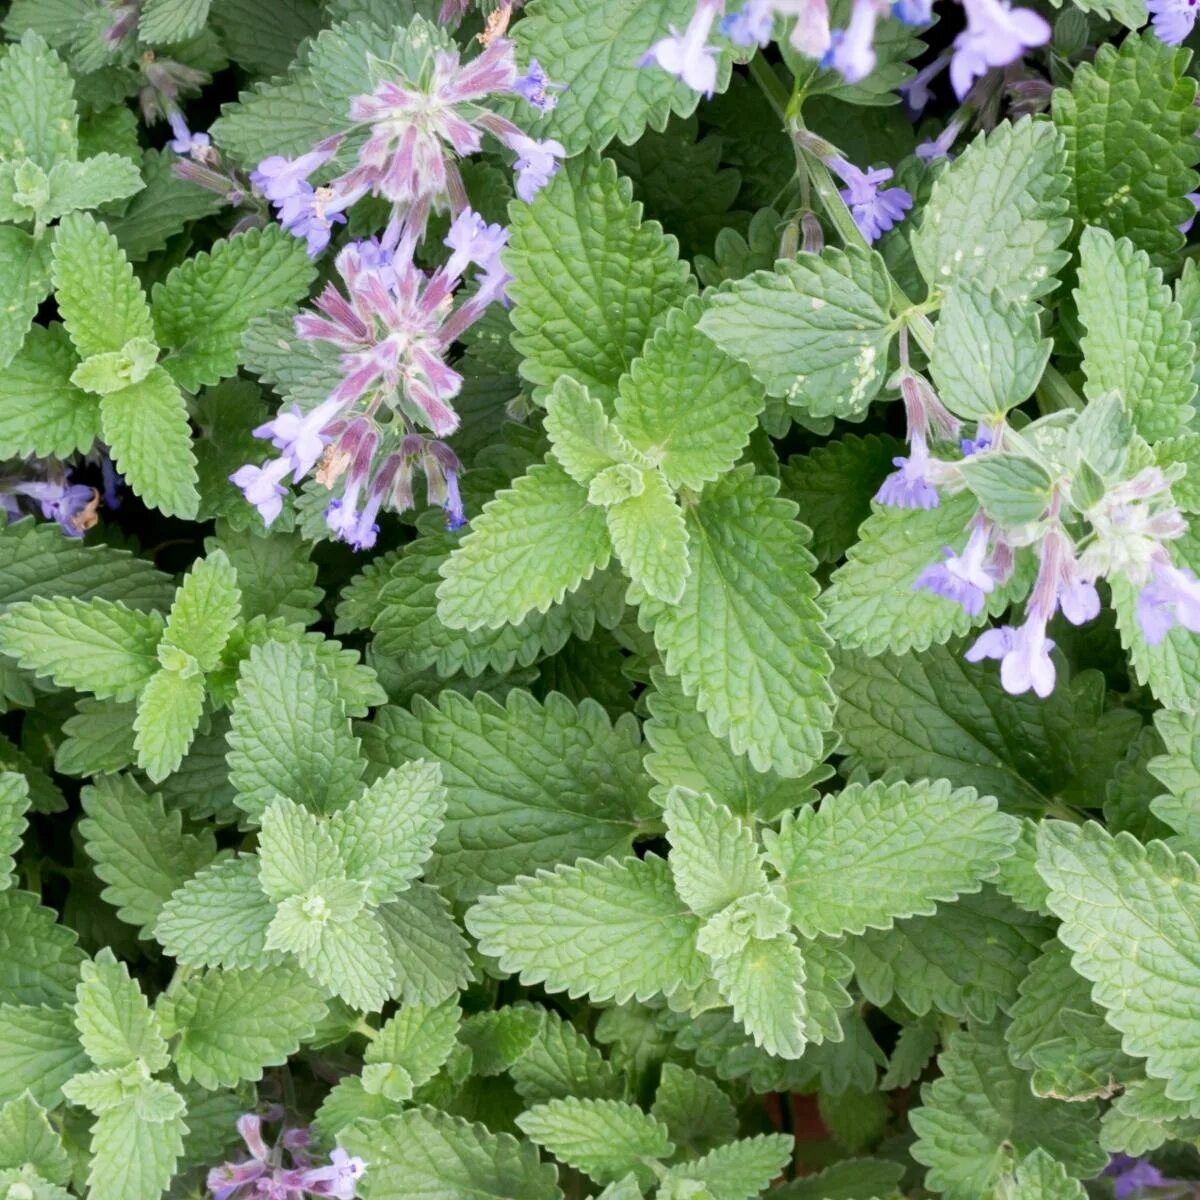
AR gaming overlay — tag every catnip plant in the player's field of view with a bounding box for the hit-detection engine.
[0,0,1199,1197]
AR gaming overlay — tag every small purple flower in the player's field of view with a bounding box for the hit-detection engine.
[898,50,950,115]
[11,481,100,537]
[507,134,567,203]
[876,434,941,509]
[892,0,932,23]
[823,0,887,83]
[1146,0,1199,44]
[100,456,122,510]
[916,115,966,163]
[1104,1154,1181,1199]
[960,425,995,456]
[443,468,466,530]
[1137,558,1200,645]
[1180,191,1200,235]
[250,138,342,206]
[167,111,212,159]
[914,521,996,615]
[297,1148,367,1199]
[513,59,566,112]
[444,208,508,279]
[641,0,722,96]
[230,460,291,526]
[253,396,344,482]
[950,0,1051,100]
[827,155,913,243]
[722,0,777,44]
[966,619,1056,697]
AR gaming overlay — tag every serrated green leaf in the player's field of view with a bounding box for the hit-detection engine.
[912,120,1071,303]
[362,689,651,901]
[0,1093,70,1185]
[0,33,76,170]
[340,1105,562,1200]
[961,453,1055,526]
[930,285,1050,424]
[80,774,216,937]
[84,1094,185,1200]
[152,226,316,392]
[374,884,473,1006]
[0,323,101,460]
[75,949,168,1071]
[329,760,445,904]
[1005,1149,1088,1200]
[164,963,325,1089]
[663,788,766,919]
[764,779,1018,938]
[1053,33,1200,262]
[51,211,154,360]
[771,1157,904,1200]
[288,899,395,1012]
[1155,433,1200,513]
[510,1009,623,1104]
[518,1098,672,1187]
[512,0,729,156]
[132,668,206,783]
[544,375,635,487]
[507,154,695,405]
[41,153,144,220]
[155,853,281,970]
[640,468,834,777]
[364,1002,460,1100]
[99,364,200,520]
[615,298,765,490]
[0,597,164,702]
[138,0,211,43]
[608,468,689,603]
[0,1005,86,1109]
[1037,820,1200,1102]
[910,1024,1105,1200]
[207,522,322,625]
[698,247,894,419]
[1147,708,1200,840]
[824,492,1029,656]
[466,854,706,1005]
[662,1134,795,1200]
[258,795,344,903]
[711,933,808,1060]
[227,638,364,820]
[437,460,612,631]
[0,227,53,371]
[651,1063,737,1158]
[0,890,85,1008]
[161,550,242,673]
[1076,225,1196,441]
[0,773,29,890]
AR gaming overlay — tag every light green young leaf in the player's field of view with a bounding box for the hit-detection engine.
[329,760,446,904]
[362,689,651,901]
[257,795,344,903]
[466,854,706,1005]
[698,247,894,420]
[960,453,1054,526]
[0,596,164,702]
[0,890,86,1008]
[99,365,201,520]
[1054,33,1200,262]
[339,1106,562,1200]
[825,492,1028,656]
[1037,820,1200,1102]
[0,324,101,460]
[71,338,159,396]
[912,119,1071,303]
[152,225,316,392]
[615,297,766,491]
[607,468,690,603]
[154,853,282,970]
[517,1098,672,1187]
[161,550,242,673]
[363,1002,460,1101]
[0,1005,86,1109]
[640,467,834,777]
[227,638,364,820]
[0,227,52,371]
[544,375,635,487]
[1004,1149,1088,1200]
[84,1094,185,1200]
[507,154,695,405]
[930,286,1051,423]
[75,949,168,1072]
[663,788,767,919]
[0,773,29,890]
[512,0,729,156]
[764,778,1018,938]
[436,460,612,631]
[51,211,154,360]
[710,933,808,1061]
[0,33,76,169]
[0,1092,71,1185]
[79,774,217,937]
[163,963,326,1089]
[132,668,206,783]
[909,1024,1105,1200]
[1076,226,1196,441]
[661,1134,795,1200]
[41,153,144,220]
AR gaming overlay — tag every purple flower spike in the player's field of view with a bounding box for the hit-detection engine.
[950,0,1051,100]
[966,619,1056,697]
[513,58,566,112]
[1146,0,1199,44]
[1137,558,1200,645]
[827,155,912,243]
[914,522,996,615]
[641,0,722,96]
